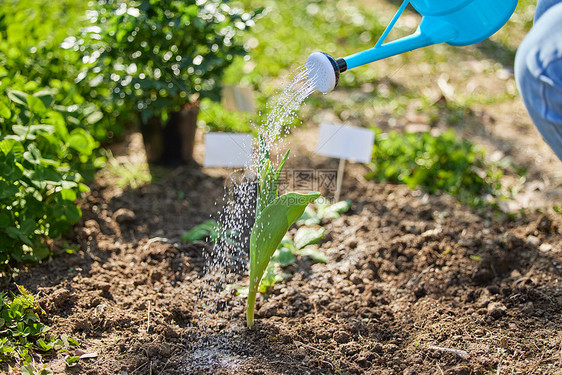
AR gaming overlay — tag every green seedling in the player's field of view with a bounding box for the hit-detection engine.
[296,200,352,226]
[279,227,328,264]
[272,239,297,267]
[235,230,328,298]
[181,219,237,245]
[246,137,320,327]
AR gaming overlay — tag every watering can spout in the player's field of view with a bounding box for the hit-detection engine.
[344,19,458,71]
[306,19,457,94]
[306,0,518,93]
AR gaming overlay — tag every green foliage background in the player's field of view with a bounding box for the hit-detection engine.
[0,0,537,272]
[0,0,258,273]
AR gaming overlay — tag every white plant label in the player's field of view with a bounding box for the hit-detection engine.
[204,133,254,168]
[316,123,375,163]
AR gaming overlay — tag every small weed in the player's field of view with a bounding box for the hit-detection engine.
[297,200,352,226]
[0,285,80,369]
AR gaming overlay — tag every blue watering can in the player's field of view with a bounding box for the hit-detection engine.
[306,0,518,93]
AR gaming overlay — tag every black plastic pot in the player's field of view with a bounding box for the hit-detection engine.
[139,102,199,165]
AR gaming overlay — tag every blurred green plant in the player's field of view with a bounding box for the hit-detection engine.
[106,154,152,189]
[0,0,86,87]
[297,199,352,226]
[366,128,512,206]
[0,0,121,143]
[198,99,255,133]
[78,0,262,126]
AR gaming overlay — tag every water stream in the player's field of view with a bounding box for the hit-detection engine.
[204,65,317,285]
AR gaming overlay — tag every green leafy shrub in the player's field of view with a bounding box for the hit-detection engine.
[0,0,127,146]
[296,199,352,226]
[0,90,99,270]
[367,128,507,206]
[79,0,262,124]
[0,0,86,87]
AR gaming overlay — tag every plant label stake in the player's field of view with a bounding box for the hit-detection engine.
[204,133,254,168]
[316,123,374,201]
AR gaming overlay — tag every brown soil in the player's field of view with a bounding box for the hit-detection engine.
[8,126,562,375]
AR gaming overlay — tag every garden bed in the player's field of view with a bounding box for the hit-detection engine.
[13,130,562,375]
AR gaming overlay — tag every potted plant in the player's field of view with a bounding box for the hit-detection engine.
[80,0,260,164]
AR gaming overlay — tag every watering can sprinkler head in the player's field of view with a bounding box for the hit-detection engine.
[306,52,347,94]
[306,0,517,93]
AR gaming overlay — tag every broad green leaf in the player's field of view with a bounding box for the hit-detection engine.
[0,139,25,158]
[33,90,55,109]
[7,90,27,106]
[258,263,289,293]
[249,191,320,294]
[0,181,19,199]
[27,95,47,114]
[181,220,220,242]
[294,227,325,250]
[65,355,80,367]
[296,206,321,226]
[36,339,54,352]
[68,129,93,156]
[53,201,82,223]
[5,227,22,240]
[34,246,50,260]
[0,101,11,118]
[48,113,69,141]
[181,228,209,242]
[318,200,352,219]
[79,183,90,193]
[19,219,36,236]
[0,214,10,228]
[60,189,77,202]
